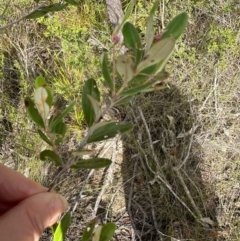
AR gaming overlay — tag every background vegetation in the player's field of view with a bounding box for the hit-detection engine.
[0,0,240,240]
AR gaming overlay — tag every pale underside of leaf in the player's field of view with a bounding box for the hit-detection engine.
[92,226,102,241]
[116,55,134,82]
[34,87,49,121]
[137,38,175,73]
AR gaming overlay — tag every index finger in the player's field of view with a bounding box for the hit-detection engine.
[0,164,47,203]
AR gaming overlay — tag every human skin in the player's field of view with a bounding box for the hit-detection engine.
[0,164,68,241]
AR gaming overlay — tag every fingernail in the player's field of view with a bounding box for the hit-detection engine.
[50,195,68,212]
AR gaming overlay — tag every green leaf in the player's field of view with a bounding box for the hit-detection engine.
[162,12,188,40]
[99,223,116,241]
[100,53,113,90]
[126,71,169,94]
[51,102,75,128]
[87,95,102,121]
[24,97,45,129]
[121,82,154,96]
[26,10,48,19]
[116,55,134,82]
[121,71,168,96]
[137,38,175,73]
[26,3,67,19]
[63,0,79,6]
[51,121,67,145]
[38,129,53,146]
[41,3,67,13]
[122,22,142,49]
[87,122,133,143]
[130,64,157,84]
[132,49,143,66]
[122,0,136,25]
[35,76,46,88]
[45,86,53,107]
[114,96,134,106]
[53,212,71,241]
[82,79,100,127]
[34,87,50,121]
[81,218,98,241]
[88,121,116,133]
[71,158,111,169]
[145,0,158,51]
[51,121,67,136]
[40,150,62,166]
[51,223,58,234]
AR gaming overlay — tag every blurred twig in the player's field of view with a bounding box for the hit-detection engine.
[0,4,44,31]
[0,0,12,21]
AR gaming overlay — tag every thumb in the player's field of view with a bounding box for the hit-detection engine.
[0,192,68,241]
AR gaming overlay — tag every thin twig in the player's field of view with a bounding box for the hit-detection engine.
[137,107,161,171]
[47,166,68,192]
[127,159,141,241]
[138,155,164,240]
[0,4,45,31]
[105,172,139,221]
[214,66,218,114]
[71,169,94,213]
[177,98,195,170]
[132,105,197,221]
[0,0,12,20]
[160,0,165,29]
[176,122,195,170]
[174,168,202,218]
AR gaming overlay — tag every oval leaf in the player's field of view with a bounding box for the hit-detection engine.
[116,55,134,82]
[81,218,98,241]
[82,79,100,127]
[35,76,46,88]
[24,97,45,128]
[38,129,53,146]
[71,158,111,169]
[137,38,175,73]
[99,222,116,241]
[53,212,71,241]
[34,87,50,121]
[100,53,113,90]
[122,22,142,49]
[87,122,133,143]
[40,150,62,166]
[161,12,188,40]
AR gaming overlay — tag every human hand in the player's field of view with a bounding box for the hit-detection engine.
[0,164,68,241]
